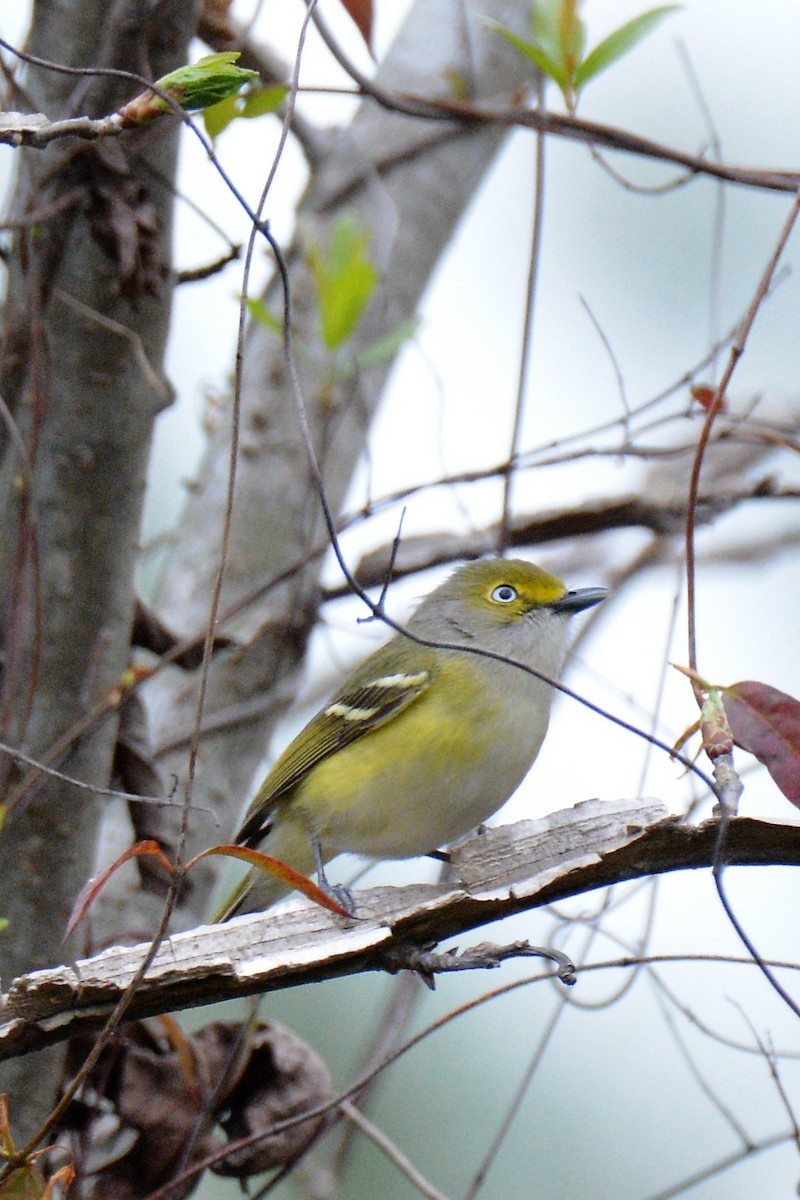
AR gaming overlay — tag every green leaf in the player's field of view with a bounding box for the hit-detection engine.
[0,1164,47,1198]
[575,6,680,88]
[203,92,240,140]
[203,84,288,141]
[240,84,289,118]
[0,1162,74,1198]
[532,0,565,63]
[0,918,7,933]
[355,317,419,369]
[336,317,420,379]
[486,21,569,91]
[154,52,259,114]
[443,67,470,102]
[534,0,586,74]
[308,215,378,350]
[246,297,284,336]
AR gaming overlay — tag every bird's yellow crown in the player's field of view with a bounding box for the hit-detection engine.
[417,558,567,621]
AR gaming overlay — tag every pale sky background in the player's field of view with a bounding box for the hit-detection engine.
[2,3,800,1198]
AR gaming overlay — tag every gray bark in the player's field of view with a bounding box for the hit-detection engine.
[0,0,199,1141]
[6,803,800,1062]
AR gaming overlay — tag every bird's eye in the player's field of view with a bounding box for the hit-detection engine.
[491,584,518,603]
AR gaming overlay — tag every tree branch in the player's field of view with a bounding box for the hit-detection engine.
[3,799,799,1062]
[343,482,800,592]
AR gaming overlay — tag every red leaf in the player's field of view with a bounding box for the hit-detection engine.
[723,680,800,806]
[188,844,352,916]
[67,840,175,935]
[43,1164,76,1198]
[338,0,373,52]
[690,383,727,413]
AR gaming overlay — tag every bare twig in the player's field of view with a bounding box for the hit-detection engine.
[499,76,546,553]
[340,1101,453,1200]
[640,1130,795,1200]
[685,189,800,690]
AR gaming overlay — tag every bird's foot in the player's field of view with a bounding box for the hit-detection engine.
[312,837,357,918]
[322,879,357,917]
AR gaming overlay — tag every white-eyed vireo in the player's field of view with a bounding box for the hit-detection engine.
[216,558,606,919]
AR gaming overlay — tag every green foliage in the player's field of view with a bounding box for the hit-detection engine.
[0,1164,74,1198]
[575,6,681,87]
[118,53,260,127]
[247,300,417,380]
[204,84,288,141]
[153,52,259,114]
[247,221,417,374]
[345,317,420,376]
[307,215,378,350]
[0,1165,46,1198]
[533,0,586,93]
[246,297,284,336]
[489,1,680,111]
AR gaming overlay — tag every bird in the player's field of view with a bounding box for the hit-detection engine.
[215,557,607,919]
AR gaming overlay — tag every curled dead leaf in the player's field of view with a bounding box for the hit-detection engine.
[209,1021,333,1176]
[57,1018,331,1195]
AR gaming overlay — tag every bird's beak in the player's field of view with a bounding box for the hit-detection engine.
[551,586,608,614]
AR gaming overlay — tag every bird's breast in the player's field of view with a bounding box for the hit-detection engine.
[293,650,556,858]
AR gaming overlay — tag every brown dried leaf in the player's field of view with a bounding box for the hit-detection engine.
[116,690,164,802]
[723,680,800,806]
[60,1018,331,1195]
[132,597,184,658]
[690,383,727,413]
[63,1022,215,1199]
[41,1166,76,1198]
[339,0,373,52]
[207,1022,332,1176]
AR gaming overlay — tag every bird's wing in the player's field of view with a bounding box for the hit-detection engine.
[235,650,433,847]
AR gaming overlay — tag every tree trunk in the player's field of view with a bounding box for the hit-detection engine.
[0,0,200,1142]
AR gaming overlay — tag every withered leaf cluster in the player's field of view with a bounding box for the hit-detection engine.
[60,1017,333,1198]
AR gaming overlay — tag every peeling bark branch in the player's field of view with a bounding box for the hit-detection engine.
[3,799,799,1062]
[0,109,125,146]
